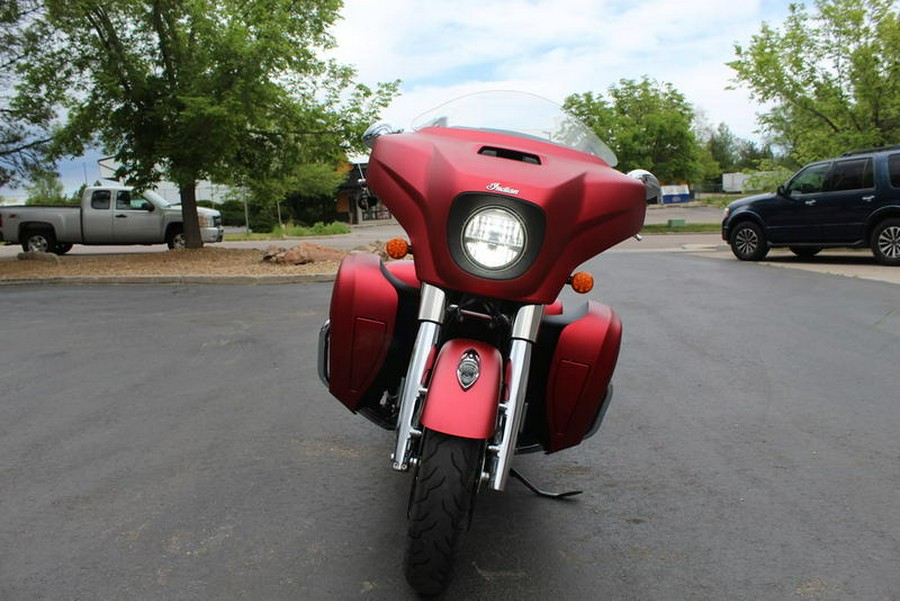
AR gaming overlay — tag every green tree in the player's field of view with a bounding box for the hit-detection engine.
[735,139,781,172]
[0,0,53,186]
[69,182,87,204]
[564,77,710,182]
[706,123,741,173]
[13,0,398,247]
[24,170,69,205]
[729,0,900,163]
[700,123,783,179]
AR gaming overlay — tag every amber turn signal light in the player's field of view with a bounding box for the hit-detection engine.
[385,238,410,259]
[569,271,594,294]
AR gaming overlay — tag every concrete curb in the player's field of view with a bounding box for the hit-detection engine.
[0,273,336,286]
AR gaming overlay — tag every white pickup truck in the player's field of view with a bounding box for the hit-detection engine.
[0,184,224,253]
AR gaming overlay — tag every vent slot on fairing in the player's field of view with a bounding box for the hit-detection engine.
[478,146,541,165]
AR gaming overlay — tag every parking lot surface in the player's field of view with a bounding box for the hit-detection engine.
[1,250,898,600]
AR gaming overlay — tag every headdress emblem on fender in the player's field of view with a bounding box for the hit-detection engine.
[457,350,481,390]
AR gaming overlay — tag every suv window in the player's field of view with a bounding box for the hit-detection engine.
[788,163,830,194]
[889,154,900,188]
[827,157,874,191]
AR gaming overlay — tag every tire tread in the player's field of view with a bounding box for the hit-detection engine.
[405,431,482,596]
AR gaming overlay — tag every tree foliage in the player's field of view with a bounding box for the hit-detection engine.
[702,122,780,176]
[564,78,711,183]
[9,0,398,246]
[729,0,900,163]
[0,0,54,185]
[23,170,70,205]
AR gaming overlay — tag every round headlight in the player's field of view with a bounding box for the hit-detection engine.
[462,207,526,270]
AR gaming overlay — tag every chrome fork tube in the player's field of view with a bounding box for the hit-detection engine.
[391,284,446,471]
[487,304,543,491]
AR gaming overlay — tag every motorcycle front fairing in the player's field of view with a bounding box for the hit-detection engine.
[365,126,646,304]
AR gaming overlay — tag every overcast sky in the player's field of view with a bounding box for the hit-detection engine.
[329,0,792,137]
[3,0,793,199]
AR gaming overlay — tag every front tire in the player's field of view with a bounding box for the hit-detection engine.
[166,226,185,250]
[22,229,56,253]
[405,430,483,596]
[730,221,769,261]
[871,219,900,266]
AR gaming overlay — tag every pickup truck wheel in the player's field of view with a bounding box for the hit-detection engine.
[729,221,768,261]
[166,228,186,250]
[871,219,900,266]
[22,229,56,254]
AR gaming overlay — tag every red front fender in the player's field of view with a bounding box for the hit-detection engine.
[420,339,502,440]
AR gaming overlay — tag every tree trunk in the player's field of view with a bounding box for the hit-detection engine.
[178,182,203,249]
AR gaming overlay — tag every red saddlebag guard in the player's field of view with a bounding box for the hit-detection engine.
[521,300,622,453]
[326,253,419,414]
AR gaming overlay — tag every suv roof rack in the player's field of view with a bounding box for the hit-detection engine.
[841,144,900,157]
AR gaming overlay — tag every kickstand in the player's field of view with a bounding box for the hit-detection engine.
[509,468,582,500]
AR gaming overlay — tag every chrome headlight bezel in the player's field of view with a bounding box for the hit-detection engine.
[448,193,545,280]
[462,206,527,271]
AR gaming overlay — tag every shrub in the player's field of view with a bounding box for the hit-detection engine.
[270,221,351,237]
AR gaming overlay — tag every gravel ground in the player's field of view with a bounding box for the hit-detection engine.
[0,246,342,282]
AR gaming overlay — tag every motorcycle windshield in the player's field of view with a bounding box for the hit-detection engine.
[410,90,618,167]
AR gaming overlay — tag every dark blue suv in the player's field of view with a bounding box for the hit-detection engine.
[722,146,900,266]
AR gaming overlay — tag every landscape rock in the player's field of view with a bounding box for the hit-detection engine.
[262,242,347,265]
[17,251,61,264]
[352,240,391,261]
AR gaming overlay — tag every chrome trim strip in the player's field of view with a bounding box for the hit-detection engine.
[511,304,543,341]
[391,284,446,471]
[418,284,447,322]
[317,320,330,388]
[488,304,543,491]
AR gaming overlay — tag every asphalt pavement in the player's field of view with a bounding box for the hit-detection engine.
[1,251,898,600]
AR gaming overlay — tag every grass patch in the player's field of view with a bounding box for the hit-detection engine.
[272,222,352,237]
[695,194,750,209]
[224,221,351,241]
[640,222,721,234]
[697,195,734,208]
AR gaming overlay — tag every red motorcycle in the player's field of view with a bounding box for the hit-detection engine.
[318,91,655,595]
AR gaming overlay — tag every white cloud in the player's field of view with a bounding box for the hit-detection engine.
[331,0,792,140]
[3,0,791,196]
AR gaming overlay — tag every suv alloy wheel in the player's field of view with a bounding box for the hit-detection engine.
[730,221,769,261]
[872,219,900,266]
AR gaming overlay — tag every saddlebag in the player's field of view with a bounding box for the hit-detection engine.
[319,253,420,423]
[520,300,622,453]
